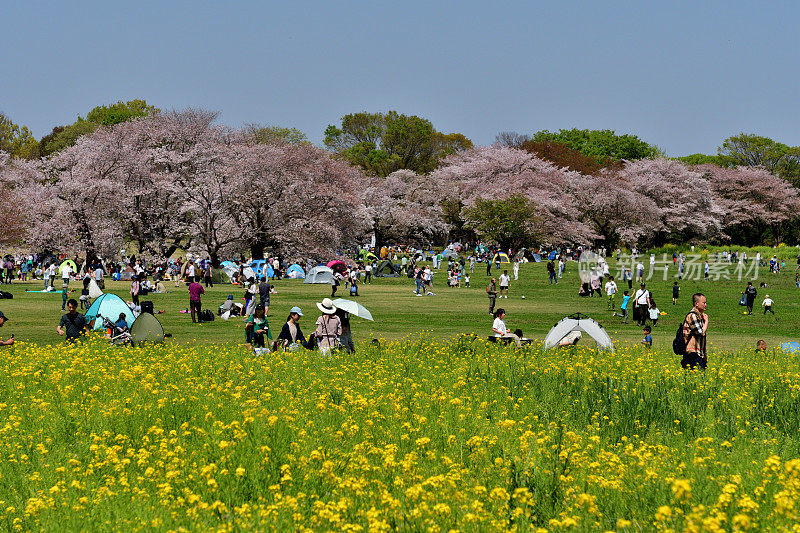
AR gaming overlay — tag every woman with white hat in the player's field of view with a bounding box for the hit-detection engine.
[315,298,342,356]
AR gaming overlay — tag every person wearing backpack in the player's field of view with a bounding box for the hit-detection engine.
[676,293,709,370]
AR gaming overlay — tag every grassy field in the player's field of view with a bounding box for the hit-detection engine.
[1,258,800,530]
[0,258,798,351]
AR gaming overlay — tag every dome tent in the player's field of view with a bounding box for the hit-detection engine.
[492,253,511,264]
[375,260,400,277]
[85,293,136,331]
[130,313,165,347]
[304,266,336,284]
[543,313,614,352]
[286,264,305,278]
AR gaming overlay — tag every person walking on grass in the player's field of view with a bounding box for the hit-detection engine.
[499,270,510,298]
[487,278,498,315]
[762,294,774,315]
[743,281,757,315]
[188,276,205,323]
[604,275,617,310]
[681,293,708,370]
[547,260,557,284]
[513,259,519,281]
[634,283,650,326]
[672,281,680,305]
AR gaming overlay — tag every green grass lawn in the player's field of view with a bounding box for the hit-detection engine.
[0,259,798,351]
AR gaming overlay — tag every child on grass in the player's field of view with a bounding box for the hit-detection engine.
[613,290,630,323]
[642,326,652,348]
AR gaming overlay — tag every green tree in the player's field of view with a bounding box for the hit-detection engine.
[674,153,729,166]
[324,111,473,176]
[462,196,540,250]
[85,99,158,127]
[39,99,159,157]
[718,133,800,185]
[530,128,662,162]
[0,112,40,159]
[39,119,96,157]
[245,125,308,145]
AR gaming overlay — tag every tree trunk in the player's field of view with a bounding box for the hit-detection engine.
[250,241,265,261]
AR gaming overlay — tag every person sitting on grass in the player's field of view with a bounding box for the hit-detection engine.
[245,304,272,351]
[0,310,13,346]
[491,308,521,347]
[277,307,312,351]
[114,312,129,333]
[642,326,652,349]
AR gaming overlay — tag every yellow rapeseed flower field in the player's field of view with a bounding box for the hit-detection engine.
[0,336,799,531]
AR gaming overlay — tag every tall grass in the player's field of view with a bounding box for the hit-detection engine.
[0,338,799,531]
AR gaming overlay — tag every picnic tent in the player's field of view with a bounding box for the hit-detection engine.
[286,264,305,278]
[221,261,238,283]
[492,253,511,264]
[250,260,274,279]
[304,266,336,284]
[443,249,459,260]
[781,341,800,353]
[375,260,400,277]
[85,293,136,331]
[531,254,542,262]
[60,259,78,273]
[130,313,165,347]
[543,314,613,351]
[88,278,103,299]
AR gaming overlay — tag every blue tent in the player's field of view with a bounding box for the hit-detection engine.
[249,260,274,279]
[85,293,136,331]
[286,264,305,278]
[781,341,800,353]
[532,254,542,262]
[548,251,557,260]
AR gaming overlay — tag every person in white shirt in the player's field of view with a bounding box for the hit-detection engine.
[634,283,650,326]
[498,270,510,298]
[60,262,73,287]
[186,261,196,281]
[512,260,520,281]
[491,308,520,347]
[762,295,774,315]
[47,263,57,289]
[604,276,618,310]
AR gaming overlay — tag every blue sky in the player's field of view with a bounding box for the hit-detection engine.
[2,1,799,156]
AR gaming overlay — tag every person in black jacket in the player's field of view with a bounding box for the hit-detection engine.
[277,306,313,350]
[743,282,757,315]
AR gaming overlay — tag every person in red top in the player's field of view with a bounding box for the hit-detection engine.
[188,276,205,323]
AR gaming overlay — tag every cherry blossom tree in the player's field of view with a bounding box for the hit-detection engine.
[431,146,595,245]
[618,158,725,244]
[698,163,800,244]
[226,141,369,259]
[363,169,450,247]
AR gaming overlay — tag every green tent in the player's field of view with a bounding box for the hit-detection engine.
[130,313,165,347]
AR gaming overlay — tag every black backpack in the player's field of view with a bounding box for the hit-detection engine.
[672,316,688,356]
[201,309,215,322]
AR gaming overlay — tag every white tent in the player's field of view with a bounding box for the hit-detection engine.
[543,314,614,351]
[304,266,335,284]
[88,278,103,299]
